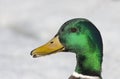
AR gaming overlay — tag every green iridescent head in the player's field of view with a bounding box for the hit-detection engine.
[58,18,103,77]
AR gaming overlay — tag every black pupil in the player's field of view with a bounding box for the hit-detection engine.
[71,28,77,32]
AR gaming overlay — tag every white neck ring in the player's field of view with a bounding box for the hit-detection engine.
[72,72,100,79]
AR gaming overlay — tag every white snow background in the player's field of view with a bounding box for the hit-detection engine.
[0,0,120,79]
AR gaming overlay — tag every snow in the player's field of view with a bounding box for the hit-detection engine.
[0,0,120,79]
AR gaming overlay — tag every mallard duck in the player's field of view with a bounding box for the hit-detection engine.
[30,18,103,79]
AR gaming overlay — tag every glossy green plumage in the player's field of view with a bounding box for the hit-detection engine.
[57,18,103,77]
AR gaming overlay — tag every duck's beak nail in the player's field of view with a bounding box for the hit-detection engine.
[30,50,34,55]
[30,36,65,58]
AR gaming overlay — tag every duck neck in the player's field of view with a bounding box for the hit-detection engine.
[74,49,102,79]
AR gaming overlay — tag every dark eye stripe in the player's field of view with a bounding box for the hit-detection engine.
[70,28,77,32]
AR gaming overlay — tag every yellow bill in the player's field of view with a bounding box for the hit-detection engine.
[30,36,65,58]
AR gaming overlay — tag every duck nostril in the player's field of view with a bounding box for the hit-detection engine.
[50,41,54,44]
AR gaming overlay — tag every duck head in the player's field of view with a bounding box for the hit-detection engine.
[31,18,103,79]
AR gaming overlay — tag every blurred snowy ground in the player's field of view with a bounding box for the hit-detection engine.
[0,0,120,79]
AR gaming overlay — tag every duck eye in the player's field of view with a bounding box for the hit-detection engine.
[70,28,77,32]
